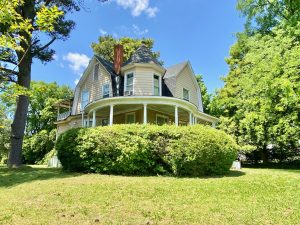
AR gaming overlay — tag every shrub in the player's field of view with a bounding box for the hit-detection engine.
[56,125,238,176]
[23,129,56,164]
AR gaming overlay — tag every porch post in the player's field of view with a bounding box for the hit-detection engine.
[81,111,84,127]
[109,104,114,126]
[175,105,178,126]
[212,122,216,128]
[143,104,147,124]
[189,112,193,125]
[92,110,96,127]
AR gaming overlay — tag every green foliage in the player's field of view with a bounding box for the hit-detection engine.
[212,23,300,161]
[23,129,56,164]
[195,75,211,113]
[0,103,10,163]
[91,35,161,63]
[56,125,238,176]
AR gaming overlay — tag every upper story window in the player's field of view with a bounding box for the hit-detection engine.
[153,74,160,96]
[183,88,189,101]
[125,73,134,95]
[81,90,89,110]
[94,64,99,81]
[102,83,110,98]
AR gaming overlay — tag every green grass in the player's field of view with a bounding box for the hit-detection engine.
[0,166,299,225]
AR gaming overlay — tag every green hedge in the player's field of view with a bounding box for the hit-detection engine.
[56,125,238,176]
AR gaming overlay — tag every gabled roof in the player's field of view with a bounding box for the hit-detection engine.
[123,45,162,66]
[164,61,188,78]
[94,55,116,76]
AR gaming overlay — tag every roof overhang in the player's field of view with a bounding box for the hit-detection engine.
[121,63,166,75]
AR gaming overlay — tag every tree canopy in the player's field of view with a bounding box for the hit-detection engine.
[91,35,161,63]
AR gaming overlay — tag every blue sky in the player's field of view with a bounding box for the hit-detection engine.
[32,0,245,94]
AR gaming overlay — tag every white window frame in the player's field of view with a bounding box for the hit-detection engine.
[102,83,110,98]
[81,90,89,111]
[183,88,190,101]
[156,114,169,125]
[124,72,134,95]
[153,74,162,96]
[84,119,93,128]
[125,112,136,124]
[94,64,99,81]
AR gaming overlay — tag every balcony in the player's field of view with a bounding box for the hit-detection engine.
[57,110,71,121]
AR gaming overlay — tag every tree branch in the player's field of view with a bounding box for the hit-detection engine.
[0,67,19,76]
[32,37,56,57]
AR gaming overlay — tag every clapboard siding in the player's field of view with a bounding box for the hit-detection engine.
[75,61,112,114]
[123,66,163,96]
[175,66,198,107]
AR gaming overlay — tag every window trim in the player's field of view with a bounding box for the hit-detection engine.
[81,89,89,111]
[84,119,93,128]
[156,114,169,125]
[124,72,134,95]
[153,74,162,96]
[183,88,190,101]
[125,112,136,124]
[93,64,99,81]
[102,83,110,98]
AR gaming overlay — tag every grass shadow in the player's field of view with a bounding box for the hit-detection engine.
[0,165,79,188]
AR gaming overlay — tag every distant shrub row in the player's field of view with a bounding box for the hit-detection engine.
[56,125,238,176]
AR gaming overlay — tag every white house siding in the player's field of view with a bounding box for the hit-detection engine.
[123,66,162,96]
[174,66,198,107]
[75,61,112,114]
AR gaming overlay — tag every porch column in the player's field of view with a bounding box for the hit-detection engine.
[81,111,84,127]
[189,112,193,125]
[175,105,179,126]
[143,104,147,124]
[212,122,216,128]
[92,110,96,127]
[109,104,114,126]
[87,114,90,127]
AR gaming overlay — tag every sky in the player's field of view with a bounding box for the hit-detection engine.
[32,0,245,94]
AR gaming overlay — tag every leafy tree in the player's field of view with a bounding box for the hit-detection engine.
[237,0,300,34]
[0,103,11,163]
[195,75,211,113]
[214,24,300,162]
[0,0,107,167]
[91,35,161,63]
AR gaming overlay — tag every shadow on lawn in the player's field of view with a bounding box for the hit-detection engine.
[0,166,78,188]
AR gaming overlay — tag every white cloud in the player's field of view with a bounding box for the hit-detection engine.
[132,24,149,35]
[99,28,107,35]
[63,52,90,73]
[115,0,158,17]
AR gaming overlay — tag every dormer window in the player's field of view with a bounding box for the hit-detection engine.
[94,64,99,81]
[81,90,89,110]
[153,74,160,96]
[183,88,189,101]
[125,73,134,96]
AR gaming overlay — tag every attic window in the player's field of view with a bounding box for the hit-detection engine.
[183,88,189,101]
[94,64,99,81]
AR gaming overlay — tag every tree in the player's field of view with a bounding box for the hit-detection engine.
[195,75,211,113]
[91,35,161,63]
[237,0,300,34]
[0,0,107,167]
[213,24,300,162]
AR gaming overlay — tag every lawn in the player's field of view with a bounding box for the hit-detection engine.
[0,166,299,225]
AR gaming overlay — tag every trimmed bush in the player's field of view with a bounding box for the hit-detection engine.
[56,125,238,176]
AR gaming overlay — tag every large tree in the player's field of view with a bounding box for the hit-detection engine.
[0,0,106,167]
[91,35,161,63]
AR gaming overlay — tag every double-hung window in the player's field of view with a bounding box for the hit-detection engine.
[126,112,135,124]
[94,64,99,81]
[102,83,110,98]
[153,74,160,96]
[81,90,89,110]
[183,88,189,101]
[125,73,134,94]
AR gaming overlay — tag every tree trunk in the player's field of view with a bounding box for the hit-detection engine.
[261,147,269,164]
[7,0,34,168]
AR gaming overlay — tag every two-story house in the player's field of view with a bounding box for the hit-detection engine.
[55,44,218,135]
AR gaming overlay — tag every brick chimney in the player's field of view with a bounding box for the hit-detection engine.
[114,44,124,75]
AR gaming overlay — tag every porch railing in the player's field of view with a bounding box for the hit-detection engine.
[57,110,71,121]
